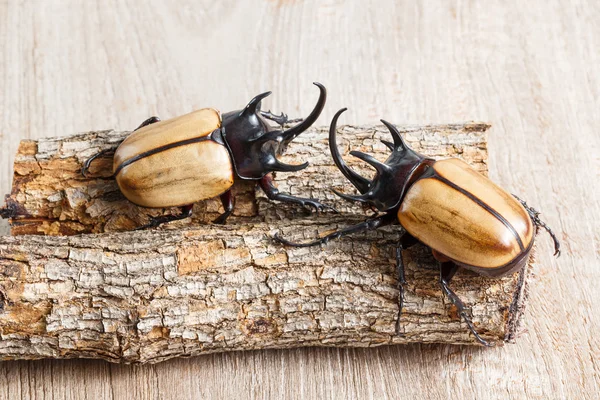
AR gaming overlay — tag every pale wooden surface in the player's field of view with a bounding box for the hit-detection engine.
[0,0,596,399]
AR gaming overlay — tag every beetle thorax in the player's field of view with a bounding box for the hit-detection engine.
[329,109,433,212]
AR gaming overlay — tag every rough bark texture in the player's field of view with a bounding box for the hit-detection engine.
[4,123,490,235]
[0,222,534,364]
[0,122,534,364]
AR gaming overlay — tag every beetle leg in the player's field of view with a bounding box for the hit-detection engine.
[82,116,161,178]
[135,204,193,230]
[512,194,561,257]
[259,174,337,215]
[81,148,116,177]
[394,233,418,335]
[212,190,234,224]
[274,212,397,247]
[134,116,161,131]
[439,262,494,347]
[259,110,302,128]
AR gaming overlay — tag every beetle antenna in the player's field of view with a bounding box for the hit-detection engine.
[279,82,327,146]
[332,188,371,203]
[512,194,561,257]
[380,119,407,150]
[329,108,372,194]
[270,159,310,173]
[242,91,272,116]
[350,151,391,174]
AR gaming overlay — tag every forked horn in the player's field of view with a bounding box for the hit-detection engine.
[380,119,407,150]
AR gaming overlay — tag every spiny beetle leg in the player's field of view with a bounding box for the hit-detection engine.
[259,174,337,215]
[439,262,494,347]
[273,212,397,248]
[260,110,304,128]
[260,110,289,127]
[512,194,561,257]
[212,190,234,224]
[394,233,418,335]
[135,204,193,231]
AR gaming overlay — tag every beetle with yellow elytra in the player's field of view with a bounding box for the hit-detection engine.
[275,108,561,346]
[74,82,332,229]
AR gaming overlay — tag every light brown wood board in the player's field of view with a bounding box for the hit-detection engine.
[0,1,596,399]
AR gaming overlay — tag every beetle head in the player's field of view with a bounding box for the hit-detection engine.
[221,82,326,180]
[329,108,431,211]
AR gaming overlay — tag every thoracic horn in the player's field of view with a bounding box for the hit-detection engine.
[270,159,309,172]
[380,140,395,151]
[242,91,272,116]
[279,82,327,146]
[329,108,371,194]
[350,151,391,174]
[380,119,407,150]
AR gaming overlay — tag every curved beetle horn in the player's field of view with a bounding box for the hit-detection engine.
[332,189,371,203]
[279,82,327,145]
[380,119,407,150]
[329,108,371,194]
[380,139,395,151]
[243,91,272,116]
[350,150,391,174]
[270,159,309,172]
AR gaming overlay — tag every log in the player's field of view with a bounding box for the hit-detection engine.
[0,122,534,363]
[4,123,490,235]
[0,222,533,363]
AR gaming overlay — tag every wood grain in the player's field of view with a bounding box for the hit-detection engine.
[0,0,597,399]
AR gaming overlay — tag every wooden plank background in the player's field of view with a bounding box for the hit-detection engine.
[0,0,597,398]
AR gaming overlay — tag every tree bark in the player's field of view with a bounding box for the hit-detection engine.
[4,123,490,235]
[0,222,533,364]
[0,122,534,364]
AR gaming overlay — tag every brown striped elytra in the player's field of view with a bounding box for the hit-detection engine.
[80,82,333,229]
[275,107,561,347]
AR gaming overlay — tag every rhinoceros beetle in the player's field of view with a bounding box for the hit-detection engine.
[1,83,331,228]
[48,82,330,229]
[275,108,561,346]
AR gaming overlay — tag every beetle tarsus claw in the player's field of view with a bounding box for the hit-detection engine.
[212,212,231,225]
[461,312,494,347]
[299,199,338,215]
